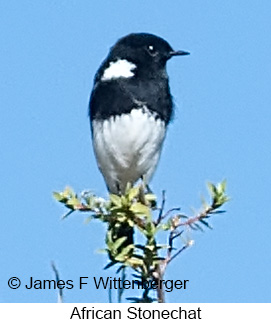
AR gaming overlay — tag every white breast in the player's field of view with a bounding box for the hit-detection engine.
[92,108,166,193]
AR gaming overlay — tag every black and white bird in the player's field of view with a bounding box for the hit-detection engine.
[89,33,189,194]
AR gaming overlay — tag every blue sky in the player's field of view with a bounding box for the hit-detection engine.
[1,0,270,303]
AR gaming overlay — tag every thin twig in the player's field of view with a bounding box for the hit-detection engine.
[108,287,112,303]
[160,207,181,223]
[153,265,165,303]
[155,207,181,226]
[156,190,166,225]
[177,206,214,228]
[167,245,189,265]
[75,204,93,211]
[118,267,126,303]
[172,231,183,240]
[51,261,63,303]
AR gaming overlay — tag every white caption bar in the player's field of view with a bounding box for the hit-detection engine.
[0,303,270,322]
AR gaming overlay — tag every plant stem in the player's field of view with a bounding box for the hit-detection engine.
[154,264,165,303]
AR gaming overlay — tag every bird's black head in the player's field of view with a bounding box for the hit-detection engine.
[99,33,189,80]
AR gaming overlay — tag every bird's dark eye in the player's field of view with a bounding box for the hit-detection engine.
[147,45,158,56]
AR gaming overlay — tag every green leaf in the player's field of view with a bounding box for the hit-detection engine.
[209,210,226,214]
[109,194,122,207]
[116,244,134,259]
[61,209,75,220]
[199,219,213,229]
[115,254,126,262]
[190,223,204,232]
[207,182,217,198]
[128,186,140,201]
[127,219,135,227]
[63,186,75,198]
[153,256,165,261]
[84,195,96,208]
[144,244,155,251]
[110,208,126,219]
[96,248,107,254]
[66,196,81,209]
[53,192,66,202]
[84,215,93,224]
[144,222,155,235]
[125,257,144,267]
[218,179,227,194]
[134,244,145,251]
[124,182,132,195]
[125,297,142,303]
[131,254,144,260]
[106,230,114,248]
[200,195,209,210]
[155,244,169,250]
[130,202,150,216]
[155,223,171,232]
[126,296,154,303]
[144,193,156,202]
[116,265,126,274]
[112,236,127,251]
[179,214,189,219]
[104,261,116,270]
[131,274,142,279]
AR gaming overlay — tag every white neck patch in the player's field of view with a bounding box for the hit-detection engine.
[101,59,136,81]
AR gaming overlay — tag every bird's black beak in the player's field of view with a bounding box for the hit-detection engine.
[169,50,190,58]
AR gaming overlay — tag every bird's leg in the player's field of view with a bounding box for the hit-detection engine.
[114,182,122,196]
[137,176,147,205]
[140,176,157,208]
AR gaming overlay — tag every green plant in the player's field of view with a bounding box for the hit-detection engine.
[53,180,229,303]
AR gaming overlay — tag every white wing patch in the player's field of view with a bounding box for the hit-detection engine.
[92,108,166,194]
[101,59,136,81]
